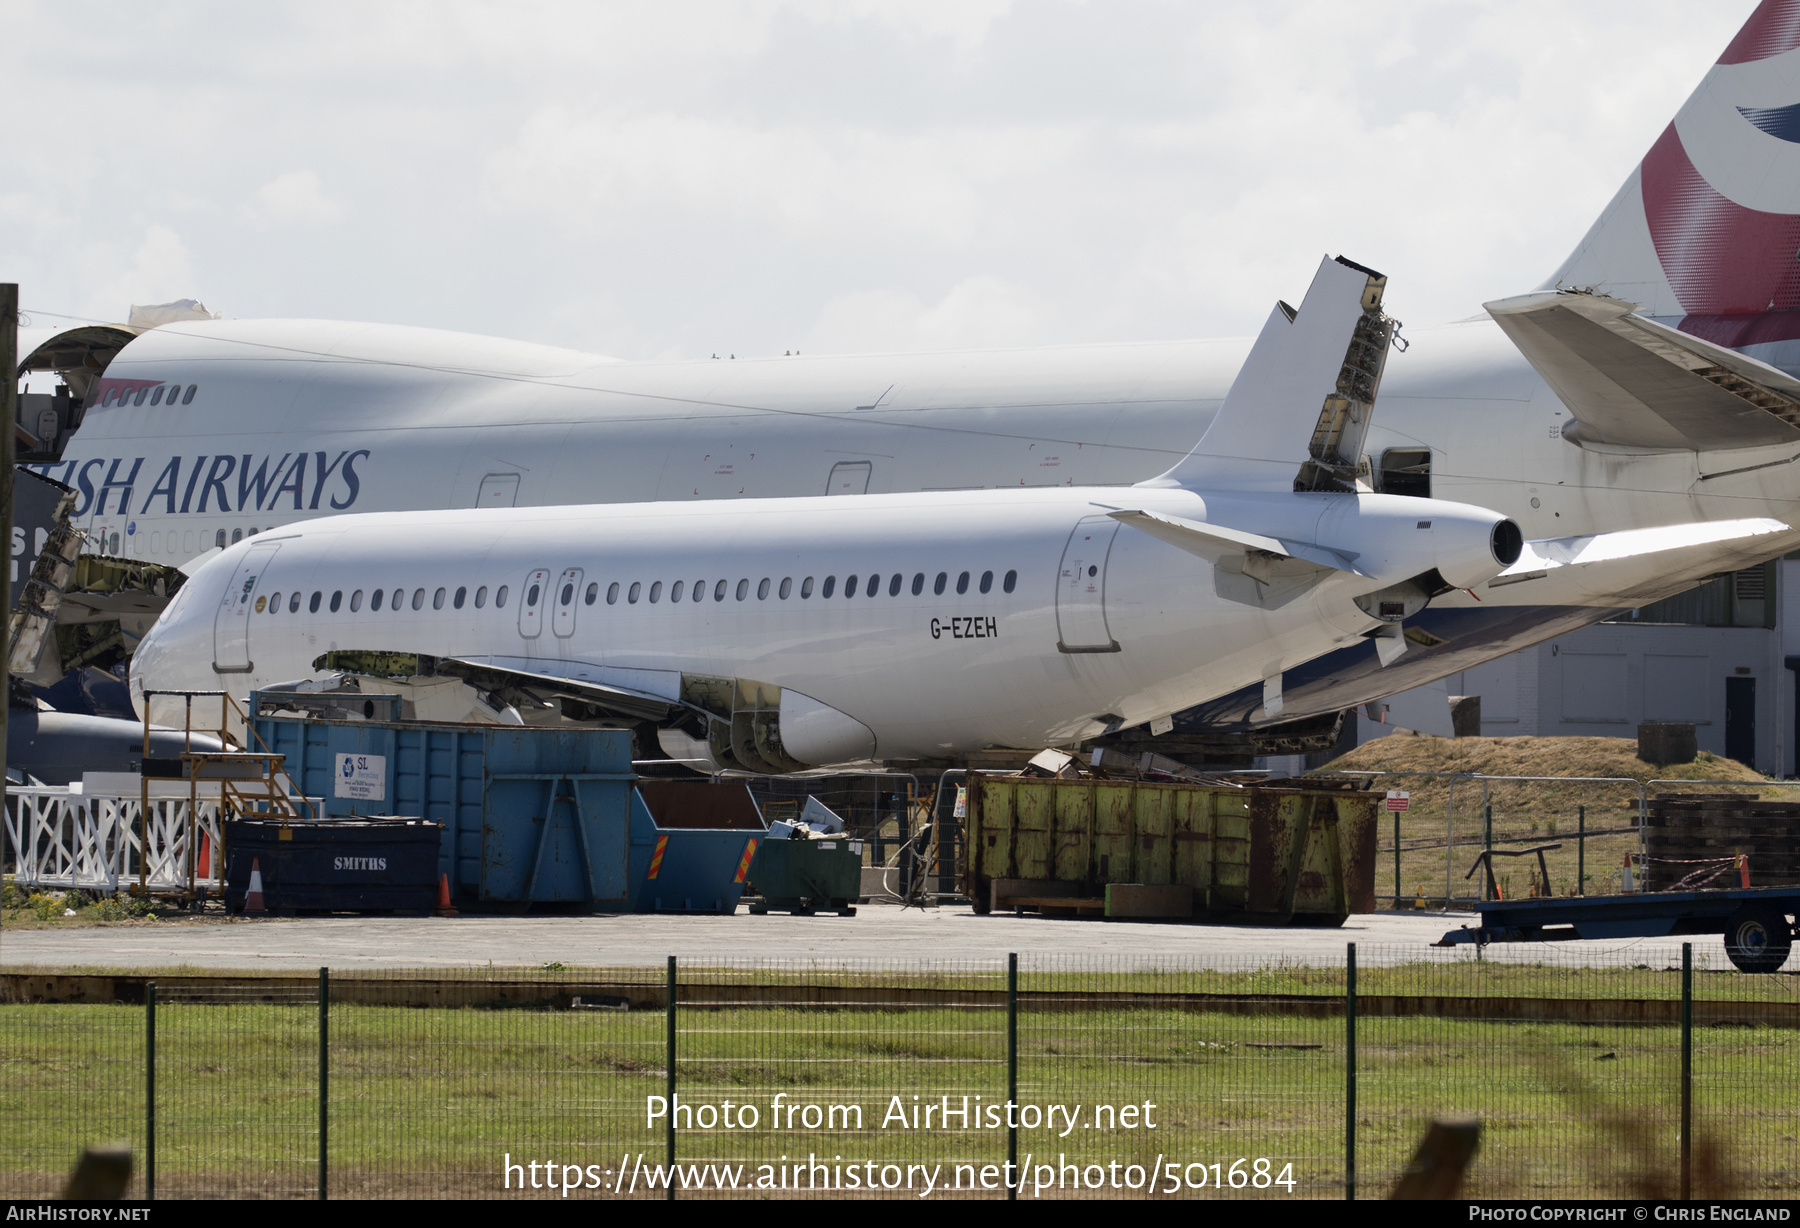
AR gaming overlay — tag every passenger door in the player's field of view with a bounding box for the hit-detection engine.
[477,473,521,508]
[212,543,282,673]
[552,568,583,638]
[518,568,551,639]
[825,461,872,495]
[1055,516,1120,653]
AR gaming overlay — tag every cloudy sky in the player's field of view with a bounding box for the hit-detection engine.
[2,1,1755,360]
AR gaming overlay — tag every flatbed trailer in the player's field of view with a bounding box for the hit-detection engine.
[1434,885,1800,972]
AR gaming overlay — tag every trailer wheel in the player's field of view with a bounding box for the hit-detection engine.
[1724,908,1792,974]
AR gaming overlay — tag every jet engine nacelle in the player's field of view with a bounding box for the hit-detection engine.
[1312,494,1523,592]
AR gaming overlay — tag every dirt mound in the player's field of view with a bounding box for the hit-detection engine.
[1319,734,1763,785]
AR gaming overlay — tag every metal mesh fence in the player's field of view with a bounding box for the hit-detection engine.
[153,981,319,1199]
[0,995,144,1198]
[2,947,1798,1199]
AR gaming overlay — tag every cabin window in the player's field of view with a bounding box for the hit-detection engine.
[454,586,466,609]
[692,579,705,603]
[889,574,903,597]
[496,585,509,608]
[411,588,425,611]
[288,592,301,613]
[714,580,727,602]
[167,385,183,403]
[845,575,859,598]
[526,582,540,606]
[956,571,969,595]
[349,590,363,612]
[231,528,243,544]
[671,581,685,603]
[911,573,924,595]
[371,589,384,611]
[150,386,165,406]
[183,386,197,405]
[736,579,749,601]
[607,582,620,605]
[934,572,947,595]
[801,577,814,598]
[309,591,323,613]
[779,577,792,599]
[134,388,149,407]
[757,578,770,600]
[980,570,993,594]
[475,586,488,609]
[561,582,575,606]
[650,581,663,603]
[268,591,281,613]
[215,530,226,548]
[1004,569,1017,593]
[433,587,446,610]
[822,576,835,598]
[390,588,404,611]
[628,582,641,604]
[585,582,598,605]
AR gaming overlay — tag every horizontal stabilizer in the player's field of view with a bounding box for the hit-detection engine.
[1492,517,1789,584]
[1108,508,1368,577]
[1485,291,1800,450]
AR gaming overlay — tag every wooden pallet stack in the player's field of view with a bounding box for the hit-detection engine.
[1645,794,1800,891]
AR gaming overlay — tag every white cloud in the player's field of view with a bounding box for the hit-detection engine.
[249,170,346,226]
[81,225,198,322]
[0,2,1760,355]
[804,275,1045,353]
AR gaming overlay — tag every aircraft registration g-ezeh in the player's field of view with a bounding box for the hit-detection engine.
[30,0,1800,761]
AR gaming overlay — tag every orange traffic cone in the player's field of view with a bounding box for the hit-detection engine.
[435,873,458,918]
[245,857,266,914]
[197,833,211,879]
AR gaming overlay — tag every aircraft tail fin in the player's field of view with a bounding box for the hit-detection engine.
[1543,1,1800,369]
[1149,255,1395,493]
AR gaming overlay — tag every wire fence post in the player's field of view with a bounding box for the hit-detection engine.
[1445,777,1458,905]
[1578,804,1586,895]
[1007,951,1018,1203]
[665,955,677,1201]
[1483,805,1494,901]
[145,981,156,1201]
[319,966,329,1201]
[1345,943,1356,1201]
[1681,942,1692,1201]
[1392,808,1401,905]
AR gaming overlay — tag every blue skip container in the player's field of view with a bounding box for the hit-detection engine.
[248,708,765,913]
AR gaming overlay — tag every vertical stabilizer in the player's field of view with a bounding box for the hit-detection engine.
[1149,255,1394,493]
[1544,1,1800,372]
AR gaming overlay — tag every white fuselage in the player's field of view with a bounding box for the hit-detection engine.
[72,314,1800,733]
[51,317,1800,594]
[131,487,1514,762]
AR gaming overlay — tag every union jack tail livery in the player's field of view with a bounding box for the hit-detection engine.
[1547,0,1800,374]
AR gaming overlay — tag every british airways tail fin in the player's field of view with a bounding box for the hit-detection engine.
[1545,1,1800,372]
[1147,255,1395,493]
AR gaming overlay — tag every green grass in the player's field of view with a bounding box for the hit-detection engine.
[16,957,1800,1002]
[3,997,1798,1199]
